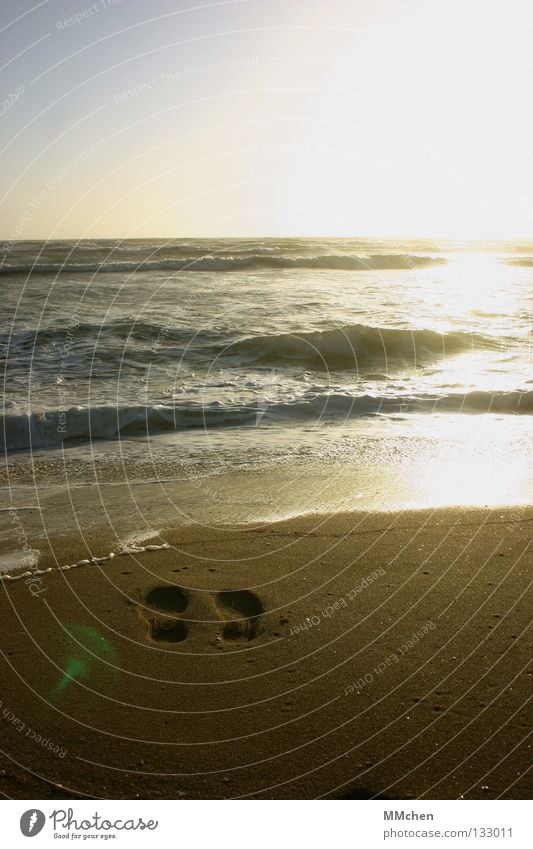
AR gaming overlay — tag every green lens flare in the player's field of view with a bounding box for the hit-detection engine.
[52,624,117,699]
[52,657,89,698]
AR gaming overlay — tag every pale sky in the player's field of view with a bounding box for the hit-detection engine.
[1,0,533,239]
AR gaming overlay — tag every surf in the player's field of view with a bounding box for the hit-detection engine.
[3,389,531,452]
[0,253,446,275]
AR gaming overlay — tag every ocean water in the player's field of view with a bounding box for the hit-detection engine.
[1,238,531,553]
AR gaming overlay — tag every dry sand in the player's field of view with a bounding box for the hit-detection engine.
[0,506,531,800]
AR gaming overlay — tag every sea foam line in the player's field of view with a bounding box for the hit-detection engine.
[0,542,170,583]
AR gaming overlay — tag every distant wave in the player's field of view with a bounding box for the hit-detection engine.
[3,390,531,451]
[1,320,206,352]
[229,324,498,369]
[0,253,446,276]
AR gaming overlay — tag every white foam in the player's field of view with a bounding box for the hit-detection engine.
[120,528,161,547]
[0,549,40,574]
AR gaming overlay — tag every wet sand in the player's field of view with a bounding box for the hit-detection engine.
[0,506,530,799]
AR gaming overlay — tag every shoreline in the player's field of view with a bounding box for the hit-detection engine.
[0,505,530,799]
[1,500,530,578]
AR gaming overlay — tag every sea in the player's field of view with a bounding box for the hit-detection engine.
[1,238,531,566]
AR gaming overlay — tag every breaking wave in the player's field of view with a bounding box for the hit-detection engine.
[229,324,498,369]
[3,390,531,452]
[2,321,494,372]
[0,253,446,276]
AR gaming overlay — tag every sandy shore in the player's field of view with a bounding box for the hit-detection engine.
[0,506,530,800]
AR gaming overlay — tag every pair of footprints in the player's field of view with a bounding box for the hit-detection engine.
[140,585,264,645]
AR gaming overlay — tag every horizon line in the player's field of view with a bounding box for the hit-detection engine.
[3,234,533,244]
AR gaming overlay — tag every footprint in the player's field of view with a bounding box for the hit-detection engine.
[216,590,264,641]
[145,586,188,613]
[143,586,189,643]
[150,617,188,643]
[139,585,264,646]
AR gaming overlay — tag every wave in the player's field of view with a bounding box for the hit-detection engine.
[4,320,488,362]
[229,324,498,369]
[1,322,502,375]
[0,320,209,352]
[3,391,531,451]
[0,253,446,276]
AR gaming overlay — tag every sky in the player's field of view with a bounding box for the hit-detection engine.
[1,0,533,240]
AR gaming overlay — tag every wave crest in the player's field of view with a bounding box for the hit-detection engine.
[0,253,446,276]
[3,390,530,452]
[230,324,496,369]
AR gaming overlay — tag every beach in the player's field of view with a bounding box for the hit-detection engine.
[1,237,531,800]
[0,505,530,800]
[2,0,533,833]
